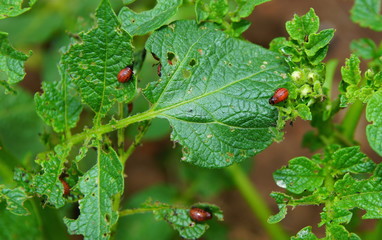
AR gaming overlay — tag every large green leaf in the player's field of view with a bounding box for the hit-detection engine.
[35,65,82,133]
[366,91,382,156]
[119,0,182,36]
[62,0,135,117]
[144,20,290,168]
[64,146,123,240]
[0,0,37,19]
[0,32,30,92]
[351,0,382,31]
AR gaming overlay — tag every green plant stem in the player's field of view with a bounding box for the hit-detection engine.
[117,103,125,158]
[324,59,338,99]
[119,206,173,217]
[323,169,335,238]
[120,120,151,166]
[68,109,156,146]
[340,100,364,140]
[225,164,289,240]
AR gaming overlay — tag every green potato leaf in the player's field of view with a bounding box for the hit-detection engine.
[144,20,290,168]
[119,0,183,36]
[231,0,271,22]
[64,146,124,240]
[334,173,382,219]
[291,226,318,240]
[0,32,30,92]
[273,156,324,194]
[286,8,319,42]
[341,54,361,85]
[351,0,382,31]
[148,201,223,239]
[62,0,135,118]
[331,146,376,174]
[304,29,335,57]
[1,187,30,215]
[33,145,70,208]
[366,91,382,156]
[351,38,378,59]
[0,0,37,19]
[35,65,82,133]
[195,0,229,23]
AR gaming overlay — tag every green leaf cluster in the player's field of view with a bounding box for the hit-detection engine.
[269,9,335,129]
[195,0,271,37]
[339,38,382,157]
[133,200,224,239]
[270,145,380,238]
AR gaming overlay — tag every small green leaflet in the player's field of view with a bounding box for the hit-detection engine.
[0,0,37,19]
[195,0,229,24]
[33,145,70,208]
[62,0,135,117]
[35,65,82,133]
[350,38,378,60]
[270,145,378,238]
[366,91,382,156]
[64,147,123,240]
[144,20,290,168]
[334,173,382,219]
[1,187,30,216]
[286,8,319,42]
[291,226,318,240]
[0,32,30,92]
[273,157,324,194]
[351,0,382,31]
[148,201,223,239]
[119,0,183,36]
[231,0,271,22]
[341,54,361,86]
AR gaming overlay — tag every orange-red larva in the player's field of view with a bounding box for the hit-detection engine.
[189,207,212,222]
[269,88,288,105]
[59,177,70,196]
[117,66,133,83]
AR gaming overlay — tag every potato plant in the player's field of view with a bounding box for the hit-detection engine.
[0,0,381,239]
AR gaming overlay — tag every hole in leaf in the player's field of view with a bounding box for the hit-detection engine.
[167,52,177,65]
[105,214,110,223]
[189,59,197,67]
